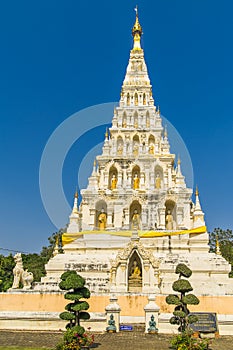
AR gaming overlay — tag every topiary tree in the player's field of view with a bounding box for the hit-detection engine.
[166,263,200,333]
[57,271,94,350]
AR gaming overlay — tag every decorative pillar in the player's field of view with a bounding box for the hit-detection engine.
[124,208,130,229]
[127,173,132,189]
[176,207,184,228]
[105,295,121,332]
[158,207,166,229]
[143,262,150,290]
[144,295,160,333]
[117,172,123,188]
[140,172,145,190]
[141,205,148,229]
[107,210,112,227]
[89,209,96,228]
[104,171,108,188]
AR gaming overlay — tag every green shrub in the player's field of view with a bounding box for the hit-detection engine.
[57,271,94,350]
[166,263,200,333]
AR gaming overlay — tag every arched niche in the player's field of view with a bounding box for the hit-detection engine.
[127,93,130,106]
[129,200,141,229]
[95,200,107,230]
[148,134,155,154]
[133,134,139,157]
[109,166,118,190]
[143,93,146,106]
[165,200,176,230]
[154,165,163,189]
[117,136,123,155]
[128,250,142,292]
[132,165,140,189]
[134,92,138,106]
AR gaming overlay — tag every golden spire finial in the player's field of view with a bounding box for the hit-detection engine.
[178,155,181,165]
[132,6,143,51]
[74,188,78,199]
[195,185,199,196]
[164,123,167,137]
[216,234,221,255]
[105,128,108,139]
[94,159,96,167]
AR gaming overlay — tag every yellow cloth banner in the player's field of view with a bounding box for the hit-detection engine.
[62,226,206,246]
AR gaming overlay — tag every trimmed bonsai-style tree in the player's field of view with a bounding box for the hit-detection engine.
[166,264,210,349]
[57,270,94,350]
[166,263,199,332]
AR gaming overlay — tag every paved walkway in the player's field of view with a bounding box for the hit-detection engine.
[0,330,233,349]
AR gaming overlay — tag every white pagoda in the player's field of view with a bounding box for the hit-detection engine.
[40,10,232,299]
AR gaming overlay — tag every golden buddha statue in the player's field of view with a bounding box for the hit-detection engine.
[133,144,139,156]
[131,209,140,229]
[165,210,173,230]
[155,173,161,189]
[117,143,123,155]
[111,174,117,190]
[149,144,154,155]
[129,260,142,280]
[98,210,107,230]
[133,173,140,189]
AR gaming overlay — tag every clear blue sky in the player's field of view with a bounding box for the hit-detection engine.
[0,1,233,253]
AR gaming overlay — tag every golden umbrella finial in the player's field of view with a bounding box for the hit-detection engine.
[132,6,143,51]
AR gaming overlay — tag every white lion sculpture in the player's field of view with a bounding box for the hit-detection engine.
[11,253,34,289]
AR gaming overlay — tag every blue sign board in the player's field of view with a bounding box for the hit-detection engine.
[120,325,133,331]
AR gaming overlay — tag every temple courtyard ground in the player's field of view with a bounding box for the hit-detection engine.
[0,330,233,350]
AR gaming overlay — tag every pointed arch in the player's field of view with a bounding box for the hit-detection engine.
[132,165,140,189]
[95,200,107,230]
[165,199,176,230]
[117,136,123,155]
[134,92,138,106]
[130,200,142,229]
[109,165,118,190]
[132,134,140,157]
[127,93,130,106]
[128,250,142,292]
[143,93,146,105]
[155,164,163,189]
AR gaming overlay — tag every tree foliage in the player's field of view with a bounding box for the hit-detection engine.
[0,254,15,291]
[59,270,91,328]
[166,263,199,333]
[0,229,64,292]
[209,227,233,276]
[57,271,93,350]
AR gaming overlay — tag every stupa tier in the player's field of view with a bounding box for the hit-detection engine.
[39,10,232,298]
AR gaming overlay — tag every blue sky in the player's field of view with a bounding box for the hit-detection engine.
[0,1,233,253]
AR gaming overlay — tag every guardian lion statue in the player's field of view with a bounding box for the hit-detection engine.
[11,253,34,289]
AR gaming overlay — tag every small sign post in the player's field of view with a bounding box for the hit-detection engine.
[189,312,218,337]
[120,325,133,331]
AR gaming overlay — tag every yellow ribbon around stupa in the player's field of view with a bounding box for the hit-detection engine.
[62,226,207,246]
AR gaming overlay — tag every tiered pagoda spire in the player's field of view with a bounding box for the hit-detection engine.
[69,8,205,234]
